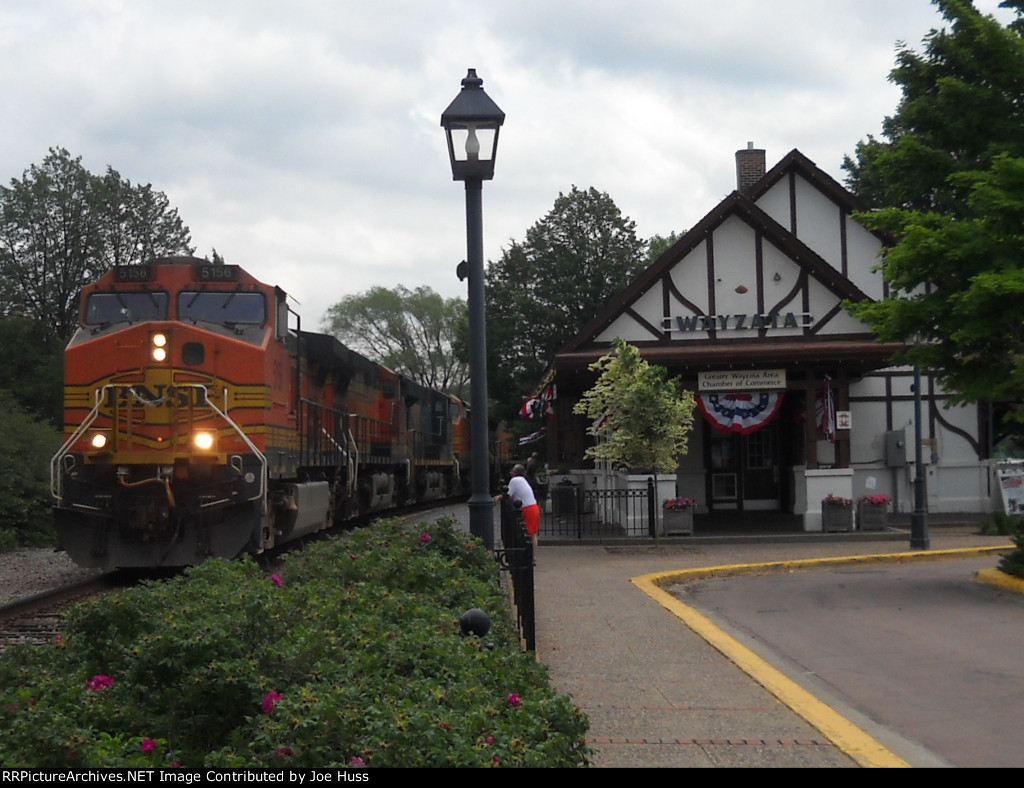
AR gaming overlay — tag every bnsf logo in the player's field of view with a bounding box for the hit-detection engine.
[103,385,218,409]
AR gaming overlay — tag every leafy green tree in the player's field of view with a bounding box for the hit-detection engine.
[0,147,193,341]
[0,390,61,549]
[322,285,469,396]
[572,338,696,474]
[0,317,64,427]
[844,0,1024,215]
[645,231,684,265]
[485,186,647,422]
[843,2,1024,428]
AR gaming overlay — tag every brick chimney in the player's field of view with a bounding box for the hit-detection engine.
[735,142,766,194]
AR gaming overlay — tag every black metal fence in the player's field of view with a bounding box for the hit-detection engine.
[495,497,535,651]
[540,478,659,539]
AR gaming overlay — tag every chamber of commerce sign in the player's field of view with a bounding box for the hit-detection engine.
[698,369,786,392]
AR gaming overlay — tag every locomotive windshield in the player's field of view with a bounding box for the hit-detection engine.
[85,292,169,326]
[178,291,266,325]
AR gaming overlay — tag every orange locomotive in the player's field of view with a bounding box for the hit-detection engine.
[51,256,469,568]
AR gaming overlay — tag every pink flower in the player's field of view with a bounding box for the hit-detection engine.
[140,738,156,754]
[419,532,431,545]
[507,693,522,707]
[349,756,365,767]
[349,553,358,561]
[274,747,293,758]
[262,690,282,713]
[486,736,494,745]
[493,755,501,765]
[270,573,283,587]
[86,675,114,691]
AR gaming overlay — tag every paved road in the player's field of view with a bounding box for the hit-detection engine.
[676,556,1024,768]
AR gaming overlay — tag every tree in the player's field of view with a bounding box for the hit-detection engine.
[321,285,469,396]
[485,186,648,422]
[0,148,193,340]
[645,231,684,265]
[844,0,1024,215]
[572,338,696,474]
[0,317,64,428]
[843,1,1024,428]
[0,390,61,548]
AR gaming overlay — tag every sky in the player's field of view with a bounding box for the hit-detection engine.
[0,0,1016,329]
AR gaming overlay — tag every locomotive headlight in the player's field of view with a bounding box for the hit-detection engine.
[193,431,215,451]
[151,333,168,362]
[89,432,109,450]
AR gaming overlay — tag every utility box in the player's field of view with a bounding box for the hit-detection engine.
[885,429,907,466]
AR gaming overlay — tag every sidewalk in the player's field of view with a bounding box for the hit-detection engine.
[425,504,1012,767]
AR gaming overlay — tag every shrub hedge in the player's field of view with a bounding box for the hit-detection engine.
[0,517,591,767]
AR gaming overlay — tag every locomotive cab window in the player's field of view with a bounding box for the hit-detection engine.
[178,291,266,325]
[85,292,168,326]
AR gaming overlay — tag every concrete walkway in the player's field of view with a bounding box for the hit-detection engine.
[426,504,1013,767]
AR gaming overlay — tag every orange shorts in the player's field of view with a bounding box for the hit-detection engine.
[521,503,540,535]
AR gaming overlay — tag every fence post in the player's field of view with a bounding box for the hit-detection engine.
[495,495,535,651]
[647,476,657,538]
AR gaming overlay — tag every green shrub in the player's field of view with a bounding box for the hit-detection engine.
[0,389,60,549]
[998,533,1024,579]
[0,517,590,767]
[980,512,1024,536]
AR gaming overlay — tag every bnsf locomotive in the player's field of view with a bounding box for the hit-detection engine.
[51,257,471,569]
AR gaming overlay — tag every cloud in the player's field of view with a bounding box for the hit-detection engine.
[0,0,1015,325]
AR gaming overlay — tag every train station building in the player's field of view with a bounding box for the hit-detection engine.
[543,145,997,530]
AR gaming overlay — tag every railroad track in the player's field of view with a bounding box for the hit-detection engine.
[0,576,120,650]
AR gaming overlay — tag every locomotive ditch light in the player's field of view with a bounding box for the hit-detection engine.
[192,431,216,451]
[151,332,168,362]
[89,431,109,450]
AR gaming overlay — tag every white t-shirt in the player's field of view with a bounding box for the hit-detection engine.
[507,475,538,507]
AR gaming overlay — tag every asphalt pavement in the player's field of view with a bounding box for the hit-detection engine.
[423,503,1015,768]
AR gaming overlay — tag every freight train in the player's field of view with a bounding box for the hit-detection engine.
[51,256,472,569]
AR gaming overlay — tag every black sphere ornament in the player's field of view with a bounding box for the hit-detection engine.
[459,608,491,637]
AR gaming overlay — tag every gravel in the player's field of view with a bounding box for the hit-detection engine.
[0,548,101,606]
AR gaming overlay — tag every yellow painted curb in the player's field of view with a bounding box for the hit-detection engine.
[632,545,1011,769]
[974,566,1024,595]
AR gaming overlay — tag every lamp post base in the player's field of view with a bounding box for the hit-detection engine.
[910,511,930,550]
[468,495,494,552]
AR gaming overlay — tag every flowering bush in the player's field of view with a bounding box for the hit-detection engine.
[0,517,590,768]
[823,494,852,507]
[859,494,892,506]
[663,497,695,510]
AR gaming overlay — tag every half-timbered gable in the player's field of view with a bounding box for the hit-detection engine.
[547,146,994,529]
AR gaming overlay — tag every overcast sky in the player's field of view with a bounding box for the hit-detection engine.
[0,1,1015,328]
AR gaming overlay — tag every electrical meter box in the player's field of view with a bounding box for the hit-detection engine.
[885,429,907,466]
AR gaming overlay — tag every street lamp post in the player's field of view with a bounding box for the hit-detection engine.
[910,361,931,549]
[441,69,505,552]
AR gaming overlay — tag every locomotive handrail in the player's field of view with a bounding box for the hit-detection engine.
[50,383,268,506]
[192,384,267,504]
[50,385,109,501]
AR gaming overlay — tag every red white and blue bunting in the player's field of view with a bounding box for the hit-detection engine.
[520,384,557,420]
[698,391,784,434]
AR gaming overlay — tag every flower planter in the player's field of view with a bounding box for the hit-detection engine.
[857,501,888,531]
[821,501,854,532]
[662,507,694,536]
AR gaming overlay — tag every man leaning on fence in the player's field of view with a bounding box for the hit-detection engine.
[495,464,540,554]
